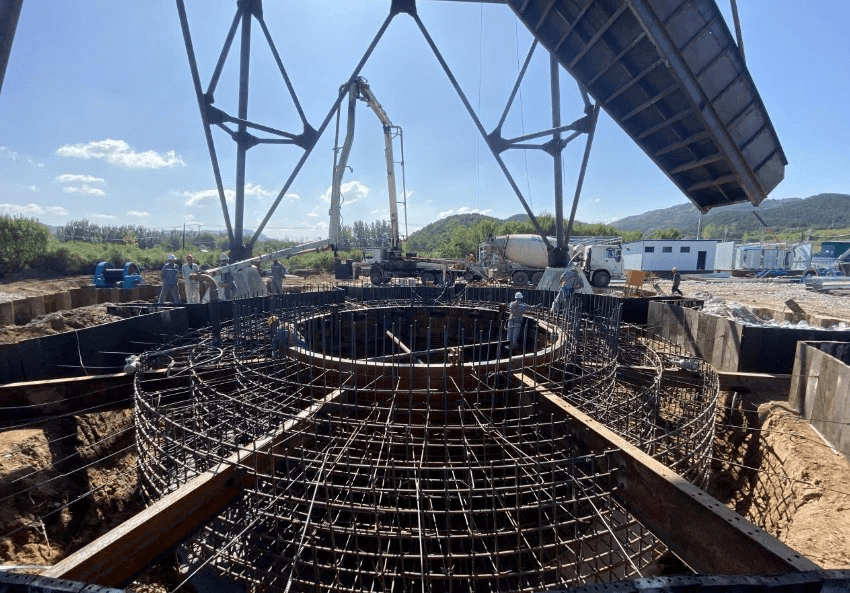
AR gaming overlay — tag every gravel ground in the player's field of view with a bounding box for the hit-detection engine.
[653,277,850,324]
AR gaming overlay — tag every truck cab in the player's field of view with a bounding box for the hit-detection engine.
[580,244,623,287]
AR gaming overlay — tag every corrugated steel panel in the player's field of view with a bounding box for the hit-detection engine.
[507,0,786,212]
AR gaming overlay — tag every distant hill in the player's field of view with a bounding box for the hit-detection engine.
[406,213,500,253]
[613,193,850,236]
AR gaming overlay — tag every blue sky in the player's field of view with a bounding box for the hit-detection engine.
[1,1,848,241]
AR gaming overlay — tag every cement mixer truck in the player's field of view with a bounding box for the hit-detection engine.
[479,234,623,287]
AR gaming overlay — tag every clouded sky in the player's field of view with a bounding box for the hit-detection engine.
[1,1,848,240]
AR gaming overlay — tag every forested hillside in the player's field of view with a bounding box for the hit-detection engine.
[614,193,850,237]
[405,213,633,257]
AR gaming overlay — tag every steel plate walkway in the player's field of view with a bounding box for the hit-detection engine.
[507,0,786,212]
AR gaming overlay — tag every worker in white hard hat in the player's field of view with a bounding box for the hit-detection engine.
[507,291,535,349]
[218,253,236,301]
[182,254,200,304]
[158,254,180,304]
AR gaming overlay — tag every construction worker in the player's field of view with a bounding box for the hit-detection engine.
[671,267,683,296]
[270,258,285,294]
[551,266,582,314]
[219,253,236,301]
[507,291,534,349]
[158,254,180,304]
[182,254,200,304]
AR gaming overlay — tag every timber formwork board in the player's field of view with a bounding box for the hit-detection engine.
[507,0,786,211]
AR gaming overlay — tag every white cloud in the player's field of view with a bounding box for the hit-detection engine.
[181,188,233,207]
[26,185,38,192]
[437,206,493,219]
[127,210,150,218]
[0,203,69,217]
[183,214,208,225]
[319,180,369,205]
[91,213,117,220]
[63,185,106,196]
[1,147,44,168]
[0,146,19,160]
[180,183,279,207]
[56,173,106,184]
[307,206,319,218]
[458,206,492,215]
[56,138,185,169]
[244,183,275,199]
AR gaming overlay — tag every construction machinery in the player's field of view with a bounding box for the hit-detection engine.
[480,234,623,287]
[200,239,330,302]
[329,76,487,286]
[93,261,144,289]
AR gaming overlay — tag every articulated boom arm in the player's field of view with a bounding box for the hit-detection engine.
[329,76,402,252]
[357,80,401,251]
[210,239,331,277]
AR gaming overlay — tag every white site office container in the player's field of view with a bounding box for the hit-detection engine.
[621,240,718,273]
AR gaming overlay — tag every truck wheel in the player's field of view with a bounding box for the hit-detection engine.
[512,271,529,285]
[370,270,383,285]
[531,271,543,286]
[421,272,435,285]
[592,270,610,288]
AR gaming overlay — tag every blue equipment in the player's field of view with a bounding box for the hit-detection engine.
[94,261,144,288]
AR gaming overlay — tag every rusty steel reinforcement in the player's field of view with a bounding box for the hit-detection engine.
[134,289,718,592]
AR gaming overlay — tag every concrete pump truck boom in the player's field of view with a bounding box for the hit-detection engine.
[331,77,484,285]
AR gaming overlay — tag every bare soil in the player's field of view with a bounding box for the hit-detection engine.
[0,271,849,583]
[710,394,850,569]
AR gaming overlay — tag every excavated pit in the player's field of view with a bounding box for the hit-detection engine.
[133,295,720,592]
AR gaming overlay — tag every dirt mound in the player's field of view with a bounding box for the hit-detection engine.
[0,306,124,344]
[710,394,850,568]
[0,411,141,567]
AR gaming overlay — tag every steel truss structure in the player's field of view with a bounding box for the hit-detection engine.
[135,290,718,592]
[176,0,600,264]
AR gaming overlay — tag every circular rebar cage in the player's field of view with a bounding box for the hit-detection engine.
[135,290,717,592]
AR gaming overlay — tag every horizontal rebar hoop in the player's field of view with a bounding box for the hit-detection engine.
[135,289,717,591]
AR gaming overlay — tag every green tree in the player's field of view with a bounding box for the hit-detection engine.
[0,216,50,276]
[649,228,682,239]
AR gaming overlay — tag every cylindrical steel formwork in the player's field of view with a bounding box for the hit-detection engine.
[135,290,717,592]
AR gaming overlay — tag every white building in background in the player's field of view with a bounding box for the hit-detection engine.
[622,239,719,274]
[714,241,812,273]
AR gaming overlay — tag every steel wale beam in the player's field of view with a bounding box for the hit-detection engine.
[515,372,818,575]
[44,388,346,588]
